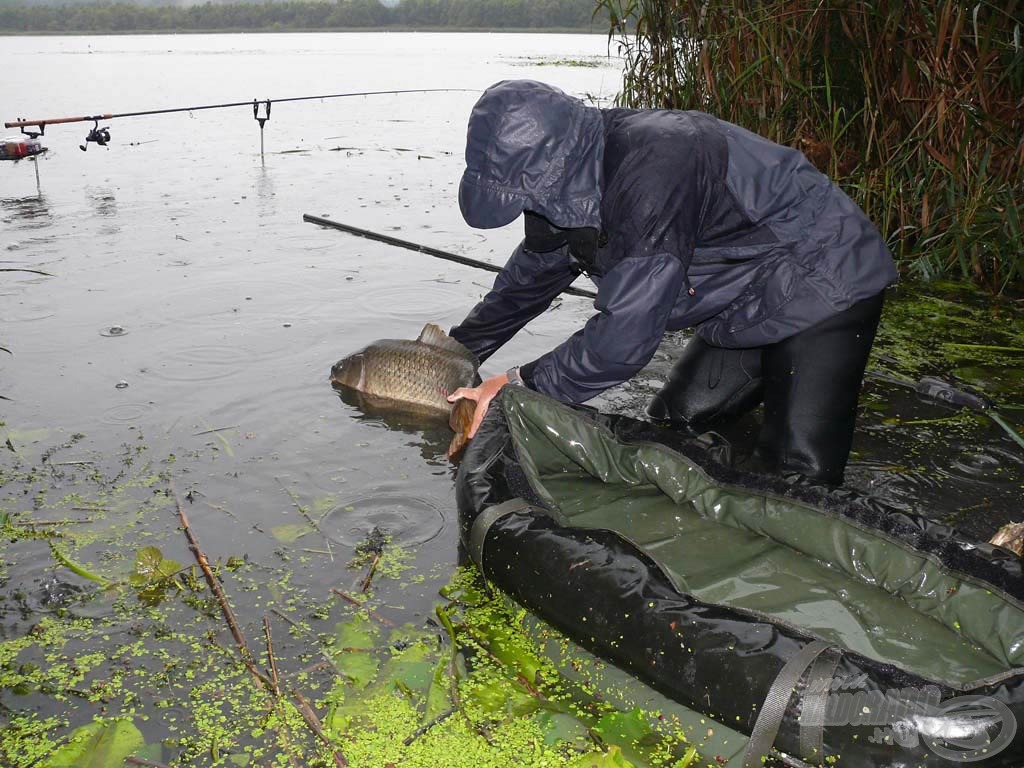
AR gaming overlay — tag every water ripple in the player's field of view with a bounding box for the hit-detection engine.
[100,402,157,424]
[321,493,447,548]
[158,344,253,382]
[356,283,472,320]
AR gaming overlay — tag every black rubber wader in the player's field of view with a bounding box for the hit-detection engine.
[647,292,885,485]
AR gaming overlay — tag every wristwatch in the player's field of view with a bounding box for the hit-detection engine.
[506,366,526,387]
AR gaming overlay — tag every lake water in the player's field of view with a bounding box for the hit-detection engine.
[1,31,1023,765]
[0,31,621,589]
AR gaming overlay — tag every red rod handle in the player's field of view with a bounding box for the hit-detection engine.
[5,114,113,128]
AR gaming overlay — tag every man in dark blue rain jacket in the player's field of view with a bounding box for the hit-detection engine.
[446,80,897,485]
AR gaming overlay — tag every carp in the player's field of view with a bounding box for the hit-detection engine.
[331,323,480,457]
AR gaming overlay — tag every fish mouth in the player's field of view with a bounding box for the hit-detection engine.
[329,361,344,383]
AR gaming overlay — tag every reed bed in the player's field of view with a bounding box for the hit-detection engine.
[598,0,1024,291]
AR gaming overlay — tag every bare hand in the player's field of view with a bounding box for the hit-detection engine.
[447,372,510,439]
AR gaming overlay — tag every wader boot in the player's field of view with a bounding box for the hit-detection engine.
[646,292,884,485]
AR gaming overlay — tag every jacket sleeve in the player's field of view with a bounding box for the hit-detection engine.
[449,241,579,364]
[520,254,685,403]
[517,136,704,404]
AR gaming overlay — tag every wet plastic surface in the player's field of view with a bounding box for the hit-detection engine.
[544,474,1007,684]
[456,386,1024,767]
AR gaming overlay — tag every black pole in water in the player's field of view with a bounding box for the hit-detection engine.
[866,369,1024,451]
[302,213,598,301]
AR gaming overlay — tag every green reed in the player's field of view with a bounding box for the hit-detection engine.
[598,0,1024,292]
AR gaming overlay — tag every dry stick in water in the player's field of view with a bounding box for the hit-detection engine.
[276,476,335,562]
[171,484,273,691]
[262,617,322,768]
[264,616,282,697]
[331,588,395,627]
[270,608,345,679]
[403,708,456,746]
[11,518,93,526]
[294,691,348,768]
[359,551,381,593]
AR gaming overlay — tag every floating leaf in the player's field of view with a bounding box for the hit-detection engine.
[533,710,591,748]
[335,615,377,649]
[271,523,314,544]
[333,650,379,688]
[384,640,435,699]
[424,654,452,722]
[332,617,379,688]
[593,709,653,745]
[324,690,375,734]
[49,542,109,586]
[42,718,144,768]
[439,577,488,606]
[129,546,182,587]
[464,673,540,717]
[565,745,636,768]
[672,746,699,768]
[311,495,337,518]
[592,709,665,768]
[475,622,545,686]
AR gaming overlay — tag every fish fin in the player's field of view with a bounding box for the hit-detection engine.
[417,323,477,362]
[447,431,468,461]
[446,398,476,460]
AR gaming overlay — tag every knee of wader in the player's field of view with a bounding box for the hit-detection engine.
[645,378,705,427]
[645,392,677,422]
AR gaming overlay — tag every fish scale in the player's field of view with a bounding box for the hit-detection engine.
[330,324,481,457]
[359,341,472,410]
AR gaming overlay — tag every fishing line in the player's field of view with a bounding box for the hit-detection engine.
[5,88,478,158]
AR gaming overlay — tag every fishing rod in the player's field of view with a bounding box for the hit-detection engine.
[5,88,477,155]
[303,213,599,301]
[866,369,1024,451]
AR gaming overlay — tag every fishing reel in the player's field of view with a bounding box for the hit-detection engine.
[80,120,111,152]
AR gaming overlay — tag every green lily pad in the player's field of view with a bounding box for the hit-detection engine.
[332,616,380,688]
[42,718,144,768]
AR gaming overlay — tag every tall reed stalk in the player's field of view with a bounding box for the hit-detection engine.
[599,0,1024,291]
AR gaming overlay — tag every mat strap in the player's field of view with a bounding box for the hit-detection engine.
[743,639,837,767]
[468,498,535,575]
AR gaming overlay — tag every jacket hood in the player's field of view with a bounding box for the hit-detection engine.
[459,80,604,230]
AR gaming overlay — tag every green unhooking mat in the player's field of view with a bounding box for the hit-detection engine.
[456,386,1024,768]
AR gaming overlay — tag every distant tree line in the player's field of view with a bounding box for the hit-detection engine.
[0,0,607,31]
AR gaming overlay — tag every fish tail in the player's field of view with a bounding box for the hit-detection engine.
[447,398,476,459]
